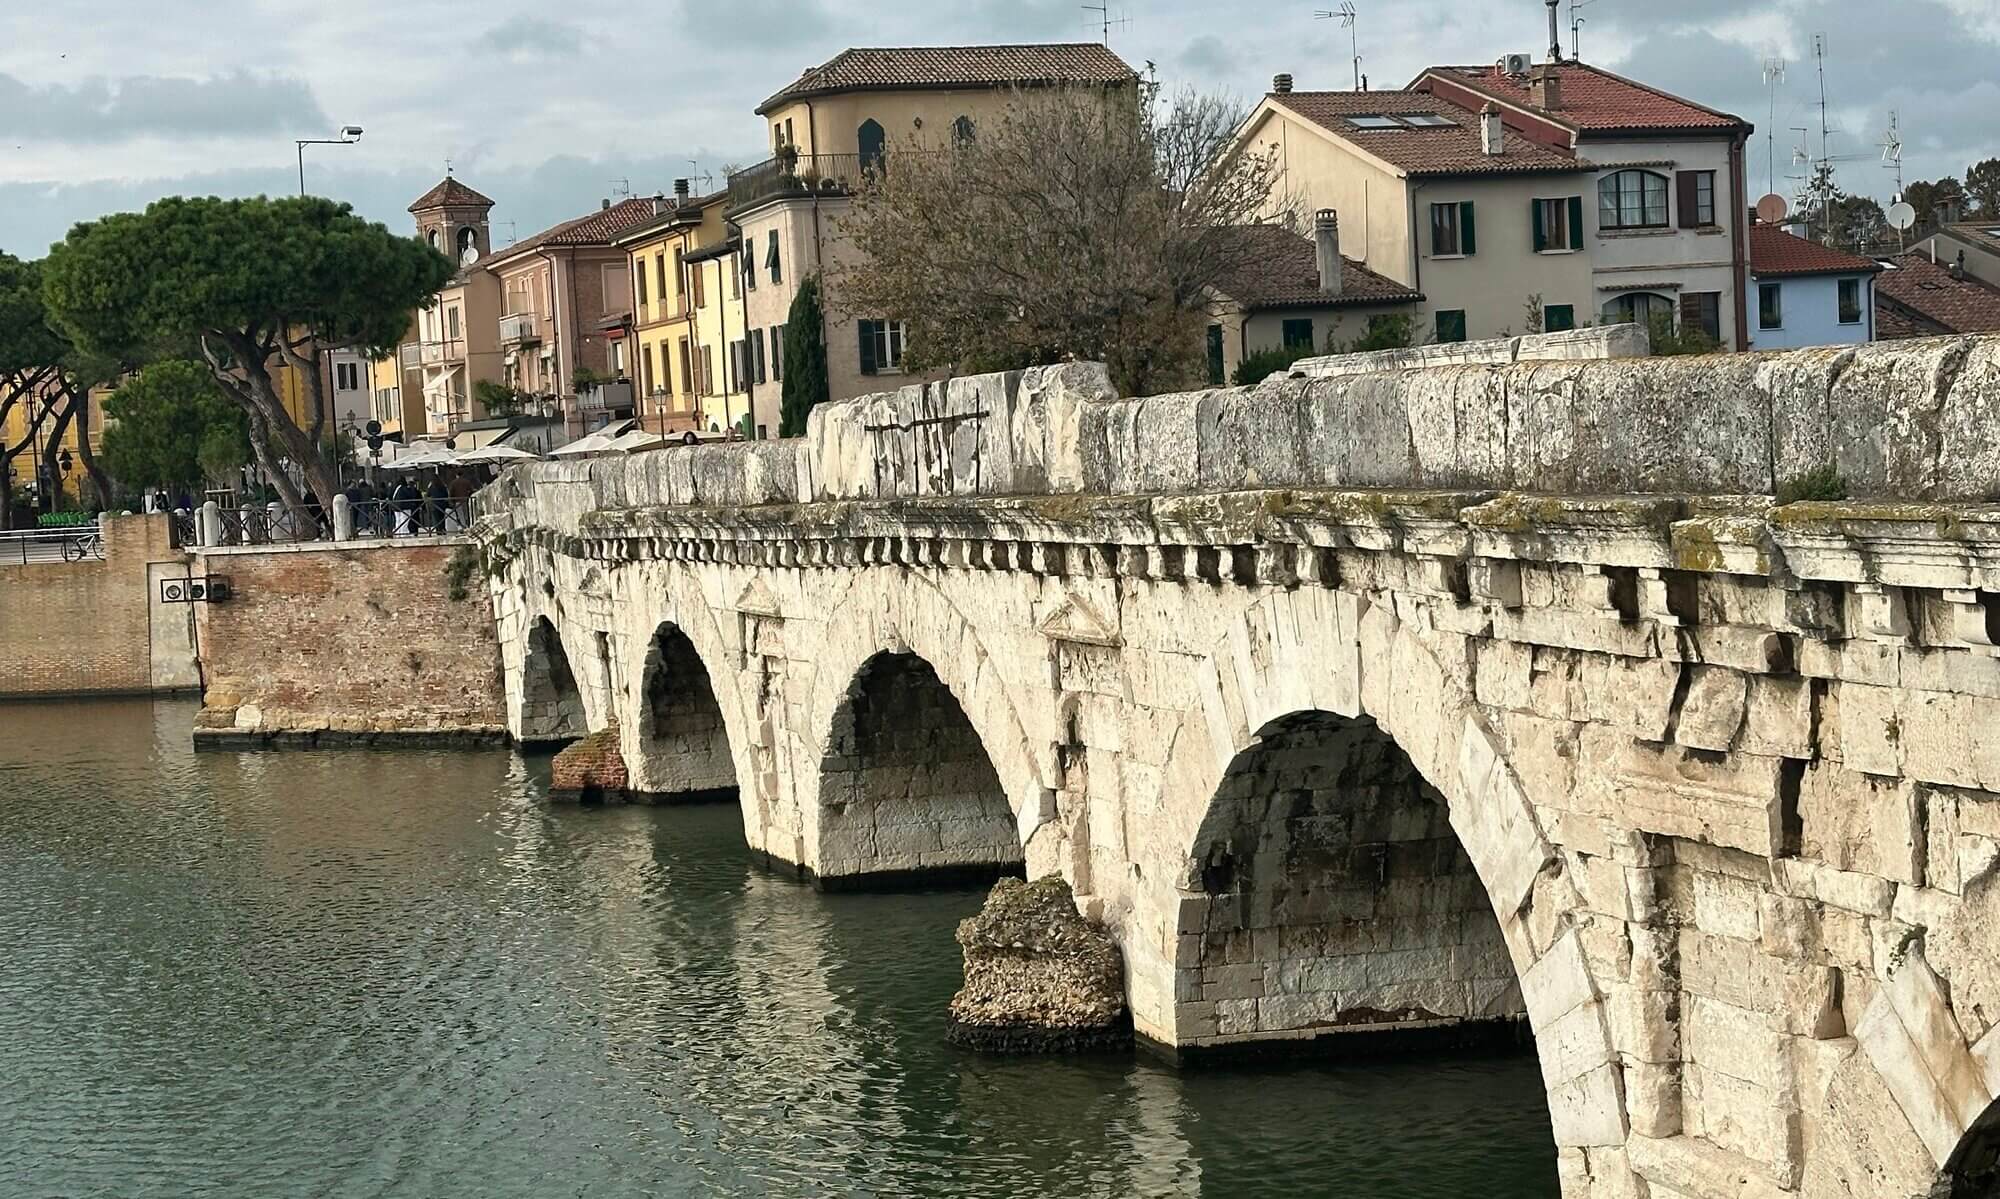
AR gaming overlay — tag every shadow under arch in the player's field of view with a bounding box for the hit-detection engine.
[815,650,1026,890]
[627,621,737,804]
[1184,708,1527,1055]
[519,615,586,747]
[1941,1101,2000,1198]
[1154,587,1627,1156]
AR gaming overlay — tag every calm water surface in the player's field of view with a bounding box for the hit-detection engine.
[0,698,1557,1197]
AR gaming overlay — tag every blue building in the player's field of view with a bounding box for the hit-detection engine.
[1745,224,1880,350]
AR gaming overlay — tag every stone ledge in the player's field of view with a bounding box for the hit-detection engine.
[192,726,508,750]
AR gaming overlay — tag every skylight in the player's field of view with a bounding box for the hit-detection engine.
[1348,115,1402,130]
[1346,113,1454,131]
[1398,113,1455,127]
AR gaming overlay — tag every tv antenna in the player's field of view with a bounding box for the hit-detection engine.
[1313,4,1363,91]
[609,177,632,199]
[1081,3,1129,45]
[1761,58,1784,199]
[500,221,518,247]
[1880,109,1904,195]
[1569,0,1597,61]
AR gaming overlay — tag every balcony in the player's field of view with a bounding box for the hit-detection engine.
[726,152,873,214]
[576,381,635,414]
[500,313,541,345]
[397,342,422,370]
[418,338,465,366]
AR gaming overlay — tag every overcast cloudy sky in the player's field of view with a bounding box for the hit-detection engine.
[3,0,1996,258]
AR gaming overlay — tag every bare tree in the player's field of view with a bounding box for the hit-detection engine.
[834,85,1292,398]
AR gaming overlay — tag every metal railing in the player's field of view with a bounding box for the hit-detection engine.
[419,338,465,365]
[0,524,105,565]
[398,342,423,370]
[343,497,475,539]
[726,152,874,212]
[577,381,635,413]
[177,497,476,546]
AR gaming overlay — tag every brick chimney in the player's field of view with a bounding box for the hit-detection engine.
[1528,64,1563,111]
[1480,103,1505,156]
[1314,210,1343,295]
[1273,73,1294,94]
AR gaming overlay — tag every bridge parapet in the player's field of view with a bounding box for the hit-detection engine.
[479,335,2000,535]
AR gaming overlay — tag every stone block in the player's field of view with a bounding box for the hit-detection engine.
[1675,665,1748,752]
[1798,760,1922,884]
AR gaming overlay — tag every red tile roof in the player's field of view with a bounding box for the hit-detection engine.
[759,43,1136,114]
[1420,62,1746,135]
[408,176,495,213]
[1748,225,1881,277]
[1212,224,1423,310]
[1874,253,2000,336]
[1266,90,1584,177]
[486,197,668,267]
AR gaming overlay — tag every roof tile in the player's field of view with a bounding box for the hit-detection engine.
[1212,224,1423,310]
[1875,253,2000,335]
[760,43,1135,113]
[486,197,669,266]
[408,176,495,213]
[1748,225,1881,277]
[1423,62,1745,134]
[1266,91,1584,177]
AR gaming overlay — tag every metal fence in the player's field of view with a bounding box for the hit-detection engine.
[0,525,105,565]
[343,497,474,539]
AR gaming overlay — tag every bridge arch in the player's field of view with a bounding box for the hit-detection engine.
[626,621,737,802]
[518,614,586,745]
[1152,586,1626,1155]
[804,574,1053,886]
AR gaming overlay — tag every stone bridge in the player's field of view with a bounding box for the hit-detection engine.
[474,332,2000,1198]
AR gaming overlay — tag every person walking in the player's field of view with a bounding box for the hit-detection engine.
[392,476,420,537]
[425,475,450,535]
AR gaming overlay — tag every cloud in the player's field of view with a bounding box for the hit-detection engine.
[1178,35,1237,78]
[0,70,327,142]
[475,17,583,59]
[675,0,830,48]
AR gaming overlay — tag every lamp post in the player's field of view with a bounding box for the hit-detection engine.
[296,126,364,196]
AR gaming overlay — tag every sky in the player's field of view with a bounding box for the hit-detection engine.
[3,0,1997,258]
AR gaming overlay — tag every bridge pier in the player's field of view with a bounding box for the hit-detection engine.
[478,344,2000,1198]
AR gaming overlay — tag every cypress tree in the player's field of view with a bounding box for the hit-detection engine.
[779,274,830,438]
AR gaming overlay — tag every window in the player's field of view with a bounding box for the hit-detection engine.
[766,230,782,285]
[1206,324,1225,385]
[752,328,767,385]
[675,249,689,312]
[1281,318,1315,350]
[1398,113,1455,127]
[656,253,668,308]
[447,307,461,339]
[1598,169,1670,230]
[636,259,648,308]
[643,345,657,395]
[739,249,752,293]
[678,338,693,398]
[1675,171,1717,228]
[1348,114,1403,130]
[728,339,745,392]
[1681,292,1722,342]
[858,319,906,374]
[1758,282,1783,330]
[858,119,887,173]
[691,256,706,308]
[335,361,359,390]
[1601,292,1676,328]
[1534,197,1584,252]
[1431,202,1475,256]
[1434,310,1467,343]
[1544,304,1575,332]
[700,345,714,396]
[953,115,976,144]
[1838,277,1864,325]
[770,325,785,381]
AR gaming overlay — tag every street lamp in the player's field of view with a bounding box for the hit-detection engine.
[296,126,364,196]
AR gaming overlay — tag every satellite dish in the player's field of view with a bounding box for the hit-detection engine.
[1887,201,1917,232]
[1755,193,1789,224]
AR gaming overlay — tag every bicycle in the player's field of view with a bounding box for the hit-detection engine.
[62,531,104,562]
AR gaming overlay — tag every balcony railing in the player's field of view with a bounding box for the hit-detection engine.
[500,313,541,345]
[576,381,635,413]
[726,152,876,213]
[419,339,465,366]
[398,342,422,370]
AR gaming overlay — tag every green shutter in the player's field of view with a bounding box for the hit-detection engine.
[858,319,878,375]
[1531,200,1546,253]
[1459,202,1477,256]
[1567,196,1585,250]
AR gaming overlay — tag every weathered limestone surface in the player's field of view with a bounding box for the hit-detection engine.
[477,337,2000,1199]
[948,876,1130,1053]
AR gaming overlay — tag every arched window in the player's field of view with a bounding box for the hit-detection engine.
[426,228,441,250]
[1599,291,1675,328]
[858,119,886,173]
[952,115,975,145]
[1598,169,1669,230]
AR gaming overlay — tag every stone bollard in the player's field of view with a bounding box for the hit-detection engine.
[946,876,1131,1053]
[332,493,354,542]
[198,501,222,548]
[266,501,286,542]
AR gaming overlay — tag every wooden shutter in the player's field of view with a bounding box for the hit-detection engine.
[1567,196,1584,250]
[1531,200,1546,253]
[1676,172,1699,229]
[1679,292,1702,331]
[858,319,878,375]
[1459,202,1477,256]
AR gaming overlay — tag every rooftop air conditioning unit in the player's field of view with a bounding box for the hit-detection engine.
[1503,52,1534,76]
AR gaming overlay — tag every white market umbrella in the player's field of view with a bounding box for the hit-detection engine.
[606,429,668,454]
[459,443,541,464]
[550,429,621,457]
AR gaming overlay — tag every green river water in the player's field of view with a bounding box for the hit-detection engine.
[0,698,1558,1197]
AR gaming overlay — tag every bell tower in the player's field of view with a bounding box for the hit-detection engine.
[408,174,496,268]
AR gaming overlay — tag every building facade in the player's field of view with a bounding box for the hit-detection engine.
[613,185,731,437]
[405,177,503,437]
[1743,224,1878,350]
[1206,215,1424,382]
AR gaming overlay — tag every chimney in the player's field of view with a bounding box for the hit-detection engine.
[1528,64,1563,110]
[1481,103,1505,156]
[601,198,611,210]
[1314,209,1343,296]
[1273,73,1294,94]
[675,178,691,206]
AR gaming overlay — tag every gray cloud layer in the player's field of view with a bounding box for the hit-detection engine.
[0,70,327,142]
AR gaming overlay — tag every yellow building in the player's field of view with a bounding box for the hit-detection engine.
[682,231,753,437]
[2,377,100,506]
[613,186,733,436]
